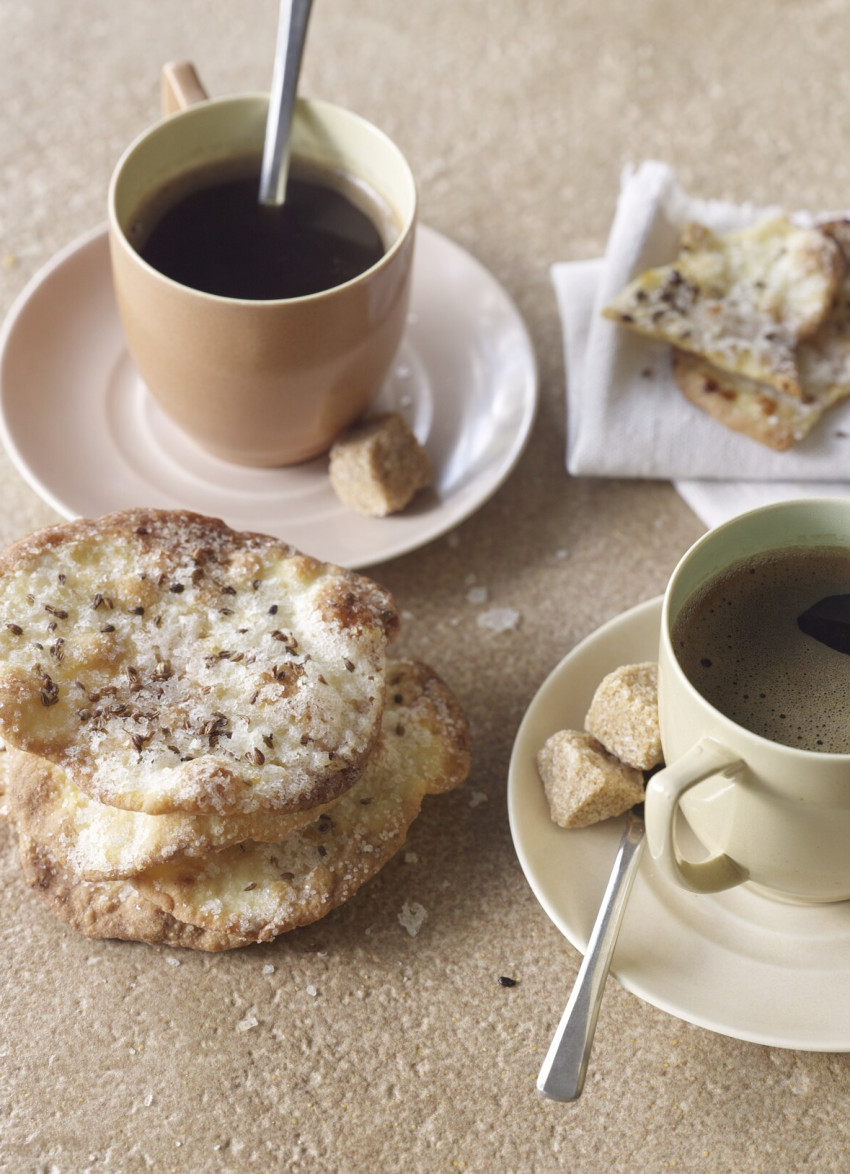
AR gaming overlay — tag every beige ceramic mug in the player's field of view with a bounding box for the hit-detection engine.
[645,498,850,904]
[108,63,417,467]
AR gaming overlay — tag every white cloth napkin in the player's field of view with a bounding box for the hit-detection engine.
[553,160,850,527]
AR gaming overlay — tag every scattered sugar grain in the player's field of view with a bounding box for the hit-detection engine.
[165,956,181,967]
[469,790,488,808]
[477,607,520,633]
[262,964,275,975]
[399,900,428,937]
[305,984,318,997]
[236,1013,259,1032]
[466,585,489,605]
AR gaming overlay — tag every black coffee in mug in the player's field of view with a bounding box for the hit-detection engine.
[128,156,387,300]
[672,545,850,753]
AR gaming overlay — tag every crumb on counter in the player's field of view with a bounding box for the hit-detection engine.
[476,607,520,633]
[398,900,428,937]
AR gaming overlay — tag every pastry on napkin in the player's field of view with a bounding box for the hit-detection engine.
[553,160,850,487]
[607,217,850,451]
[603,215,844,401]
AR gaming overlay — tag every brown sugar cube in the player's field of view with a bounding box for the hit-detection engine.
[584,662,663,770]
[329,412,431,517]
[536,730,645,829]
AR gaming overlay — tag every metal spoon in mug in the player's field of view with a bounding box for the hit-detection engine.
[537,806,645,1102]
[259,0,313,206]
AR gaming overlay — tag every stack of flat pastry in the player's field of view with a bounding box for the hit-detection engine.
[0,509,470,951]
[604,215,850,450]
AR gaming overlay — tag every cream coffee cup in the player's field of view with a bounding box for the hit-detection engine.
[645,497,850,903]
[108,63,417,467]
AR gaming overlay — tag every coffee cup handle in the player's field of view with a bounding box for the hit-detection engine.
[644,737,749,893]
[161,61,209,115]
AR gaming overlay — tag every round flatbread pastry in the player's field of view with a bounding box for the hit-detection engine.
[0,509,398,816]
[133,660,471,946]
[6,660,470,950]
[0,745,337,880]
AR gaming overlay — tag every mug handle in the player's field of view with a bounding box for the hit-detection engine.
[161,61,209,115]
[645,737,749,893]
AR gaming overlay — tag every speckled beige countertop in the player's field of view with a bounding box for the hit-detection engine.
[3,2,850,1171]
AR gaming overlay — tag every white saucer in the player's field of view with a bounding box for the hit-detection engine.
[508,596,850,1051]
[0,224,536,568]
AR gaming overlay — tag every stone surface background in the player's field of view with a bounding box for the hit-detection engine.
[1,3,848,1170]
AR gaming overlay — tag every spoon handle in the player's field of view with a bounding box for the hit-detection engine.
[259,0,313,206]
[537,809,645,1102]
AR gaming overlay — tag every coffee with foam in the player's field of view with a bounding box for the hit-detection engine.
[672,545,850,753]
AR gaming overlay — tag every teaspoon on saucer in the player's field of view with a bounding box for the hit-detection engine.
[537,806,645,1102]
[259,0,313,205]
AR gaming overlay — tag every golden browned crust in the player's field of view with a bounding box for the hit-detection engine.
[671,348,850,450]
[0,508,399,816]
[15,831,246,951]
[382,658,472,796]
